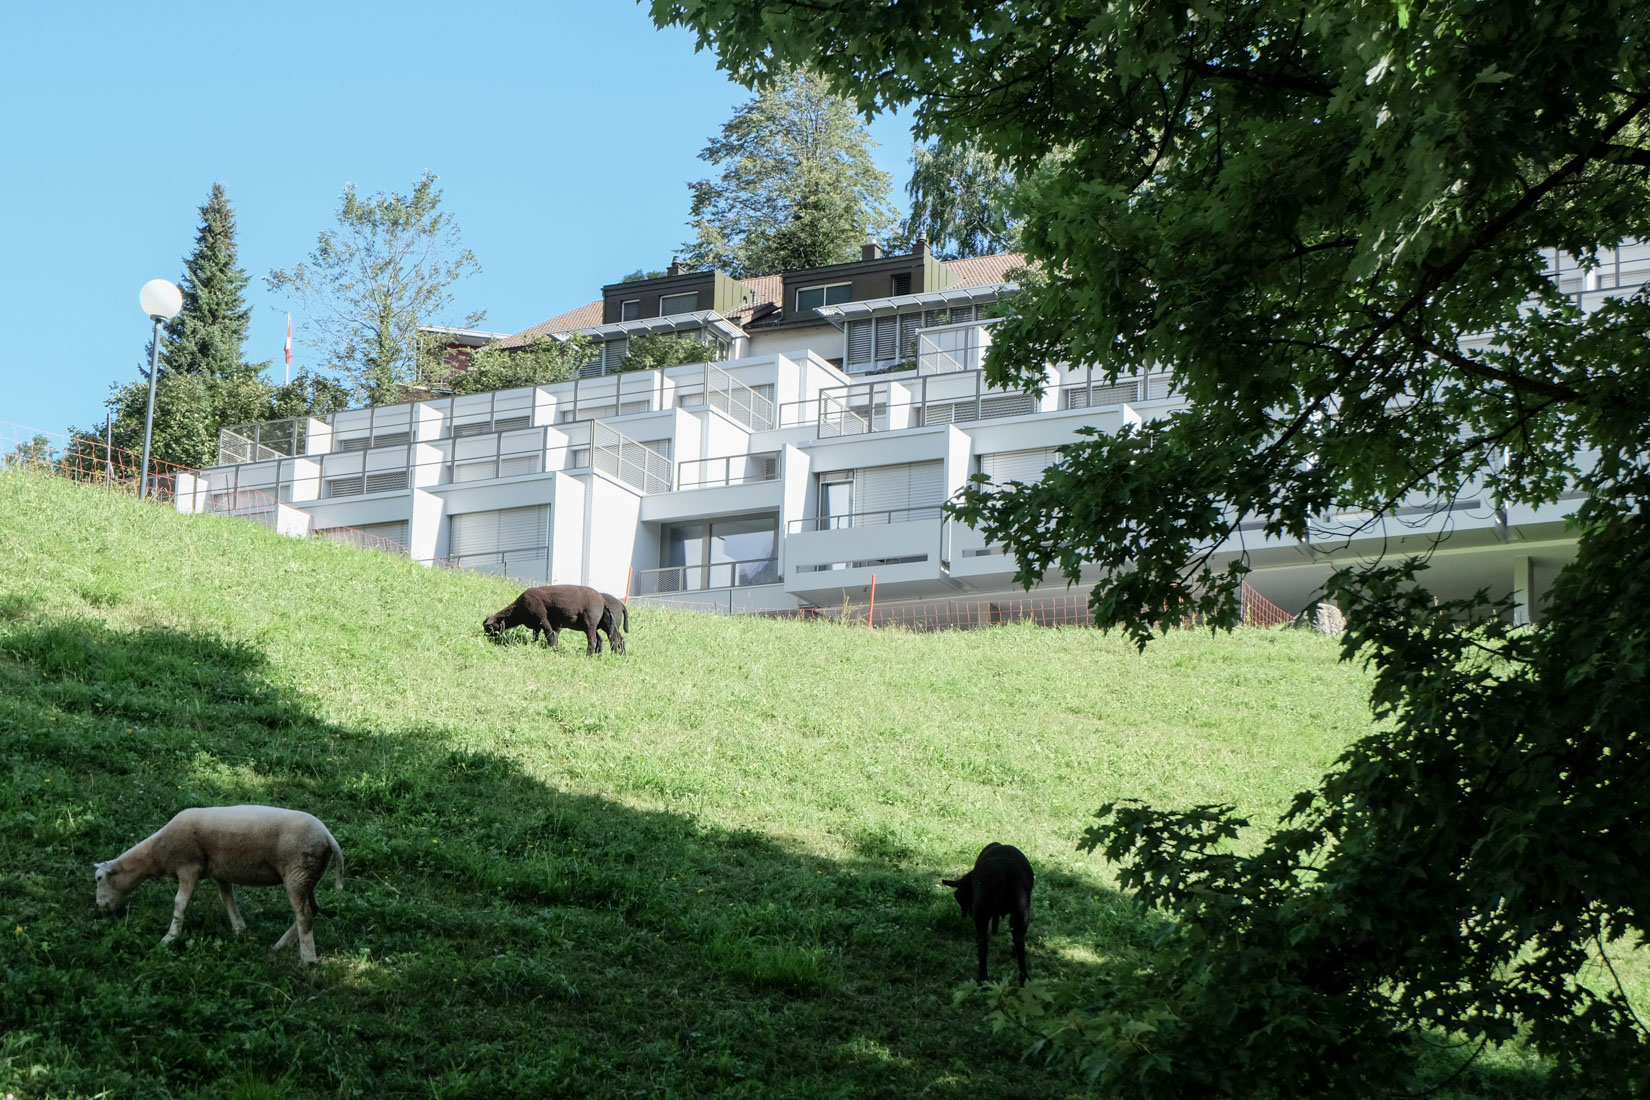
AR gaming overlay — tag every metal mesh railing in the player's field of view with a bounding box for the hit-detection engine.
[677,451,781,490]
[218,418,308,466]
[633,557,780,595]
[592,421,672,493]
[705,362,775,430]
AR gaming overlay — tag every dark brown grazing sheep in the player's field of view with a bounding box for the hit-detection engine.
[942,842,1035,984]
[598,592,628,655]
[483,584,615,655]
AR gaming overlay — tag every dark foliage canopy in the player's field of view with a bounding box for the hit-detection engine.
[652,0,1650,1092]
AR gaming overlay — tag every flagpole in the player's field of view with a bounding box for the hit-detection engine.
[284,314,292,384]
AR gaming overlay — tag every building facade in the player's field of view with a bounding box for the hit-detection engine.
[187,241,1644,623]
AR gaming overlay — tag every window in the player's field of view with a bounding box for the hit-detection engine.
[449,505,550,563]
[978,448,1059,486]
[796,283,853,312]
[661,516,778,589]
[890,272,912,295]
[819,478,854,529]
[620,299,641,321]
[659,291,698,315]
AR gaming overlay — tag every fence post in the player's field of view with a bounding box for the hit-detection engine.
[868,573,877,629]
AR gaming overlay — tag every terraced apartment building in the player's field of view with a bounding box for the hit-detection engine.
[186,239,1645,622]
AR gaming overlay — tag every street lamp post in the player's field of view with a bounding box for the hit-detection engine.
[136,279,183,499]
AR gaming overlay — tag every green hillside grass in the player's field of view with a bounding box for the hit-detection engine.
[0,471,1556,1097]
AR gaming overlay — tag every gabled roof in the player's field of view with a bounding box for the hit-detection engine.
[943,252,1027,287]
[500,301,603,348]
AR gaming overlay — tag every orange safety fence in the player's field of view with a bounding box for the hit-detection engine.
[639,583,1302,634]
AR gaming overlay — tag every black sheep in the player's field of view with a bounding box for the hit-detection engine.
[597,592,628,654]
[483,584,618,656]
[942,842,1034,984]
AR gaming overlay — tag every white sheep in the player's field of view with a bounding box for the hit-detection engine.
[94,805,344,964]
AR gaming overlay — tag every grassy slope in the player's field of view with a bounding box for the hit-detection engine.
[0,472,1546,1098]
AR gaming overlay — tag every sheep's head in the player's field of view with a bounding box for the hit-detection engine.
[941,874,974,916]
[94,860,136,909]
[482,612,507,639]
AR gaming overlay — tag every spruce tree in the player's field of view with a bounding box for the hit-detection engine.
[162,183,256,383]
[84,184,344,471]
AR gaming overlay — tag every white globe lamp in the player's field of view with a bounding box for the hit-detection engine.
[136,278,183,498]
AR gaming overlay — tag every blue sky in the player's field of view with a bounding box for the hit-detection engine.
[0,2,914,440]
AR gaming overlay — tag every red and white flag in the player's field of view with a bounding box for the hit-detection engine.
[284,315,292,381]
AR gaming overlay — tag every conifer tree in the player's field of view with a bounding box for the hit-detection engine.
[161,183,257,384]
[85,184,344,470]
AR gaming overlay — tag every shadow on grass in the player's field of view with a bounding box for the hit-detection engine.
[0,616,1117,1099]
[0,617,1556,1100]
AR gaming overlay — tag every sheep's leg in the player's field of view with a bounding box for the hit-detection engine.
[275,873,320,964]
[583,623,600,656]
[975,916,991,983]
[605,624,625,655]
[163,866,201,945]
[217,881,248,934]
[1010,910,1030,985]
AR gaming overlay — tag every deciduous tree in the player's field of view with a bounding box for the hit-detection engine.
[653,0,1650,1092]
[897,140,1020,259]
[617,333,717,373]
[268,173,483,405]
[445,336,593,396]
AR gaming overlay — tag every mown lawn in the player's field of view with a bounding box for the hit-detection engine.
[0,471,1569,1097]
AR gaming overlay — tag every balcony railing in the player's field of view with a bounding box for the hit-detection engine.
[915,320,997,375]
[592,421,672,493]
[219,418,309,466]
[633,557,780,595]
[676,451,781,490]
[787,504,945,533]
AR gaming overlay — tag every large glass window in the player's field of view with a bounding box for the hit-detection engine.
[619,299,641,321]
[659,291,698,315]
[661,516,777,589]
[797,283,853,312]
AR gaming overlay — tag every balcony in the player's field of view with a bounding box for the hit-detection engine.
[677,451,781,491]
[633,557,779,595]
[785,505,945,599]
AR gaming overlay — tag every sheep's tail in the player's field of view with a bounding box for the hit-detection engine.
[326,826,345,891]
[622,603,630,634]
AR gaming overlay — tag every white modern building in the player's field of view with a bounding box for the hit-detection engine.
[185,241,1645,624]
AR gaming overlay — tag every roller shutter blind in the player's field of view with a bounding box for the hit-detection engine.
[979,447,1059,486]
[854,460,943,521]
[449,505,550,557]
[873,316,898,364]
[898,314,921,360]
[846,319,873,367]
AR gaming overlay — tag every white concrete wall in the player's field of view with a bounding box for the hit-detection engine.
[583,473,643,595]
[549,472,585,586]
[409,488,445,562]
